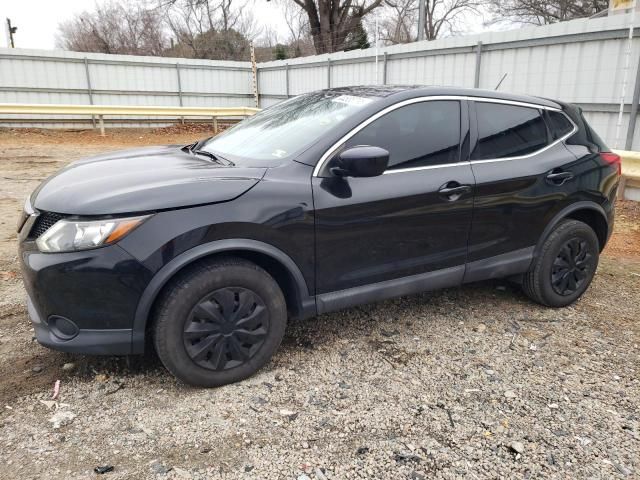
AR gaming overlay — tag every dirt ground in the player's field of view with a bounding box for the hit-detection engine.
[0,128,638,479]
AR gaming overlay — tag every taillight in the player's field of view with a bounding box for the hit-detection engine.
[600,152,621,176]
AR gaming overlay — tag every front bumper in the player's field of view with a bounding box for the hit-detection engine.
[27,295,133,355]
[19,241,152,355]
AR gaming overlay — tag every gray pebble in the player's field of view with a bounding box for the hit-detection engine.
[149,459,170,475]
[510,441,525,454]
[62,362,75,372]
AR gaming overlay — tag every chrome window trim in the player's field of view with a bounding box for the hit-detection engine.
[383,162,463,174]
[312,95,571,177]
[470,100,578,165]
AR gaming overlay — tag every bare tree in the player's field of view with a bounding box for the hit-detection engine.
[282,0,308,45]
[56,0,167,55]
[261,26,281,49]
[162,0,258,35]
[280,0,316,57]
[253,0,316,60]
[290,0,384,54]
[163,0,259,60]
[421,0,480,40]
[253,25,280,61]
[218,0,235,30]
[379,0,416,44]
[487,0,608,25]
[376,0,479,44]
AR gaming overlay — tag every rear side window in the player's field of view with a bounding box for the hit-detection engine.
[344,100,461,170]
[544,110,574,140]
[472,103,548,160]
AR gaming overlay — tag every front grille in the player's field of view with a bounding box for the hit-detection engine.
[29,212,65,239]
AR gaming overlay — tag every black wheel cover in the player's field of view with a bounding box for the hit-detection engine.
[183,287,269,371]
[551,237,594,296]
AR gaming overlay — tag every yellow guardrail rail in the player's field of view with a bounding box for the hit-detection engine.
[613,150,640,200]
[0,103,260,135]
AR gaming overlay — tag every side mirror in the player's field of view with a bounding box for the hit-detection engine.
[330,146,389,178]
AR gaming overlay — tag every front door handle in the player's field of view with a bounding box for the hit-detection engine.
[546,171,574,185]
[438,182,472,200]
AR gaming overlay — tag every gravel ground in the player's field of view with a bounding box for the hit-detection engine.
[0,128,639,480]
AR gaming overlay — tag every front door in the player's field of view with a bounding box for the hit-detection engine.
[312,99,475,299]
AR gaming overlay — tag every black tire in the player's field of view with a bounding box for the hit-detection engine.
[523,219,599,307]
[153,257,287,387]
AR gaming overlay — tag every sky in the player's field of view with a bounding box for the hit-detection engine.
[2,0,103,49]
[0,0,494,51]
[0,0,289,50]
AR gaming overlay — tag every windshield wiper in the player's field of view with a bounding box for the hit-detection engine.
[181,142,196,153]
[183,143,235,166]
[191,148,223,164]
[189,136,216,152]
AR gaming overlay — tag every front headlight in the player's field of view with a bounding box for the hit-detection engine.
[36,215,150,253]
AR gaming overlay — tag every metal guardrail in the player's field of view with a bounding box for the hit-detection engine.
[613,150,640,200]
[0,103,259,135]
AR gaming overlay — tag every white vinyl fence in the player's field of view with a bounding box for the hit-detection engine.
[0,50,254,128]
[3,13,640,149]
[258,13,640,150]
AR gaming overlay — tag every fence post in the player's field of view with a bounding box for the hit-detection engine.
[625,52,640,150]
[327,58,331,88]
[83,57,96,128]
[250,42,259,108]
[98,115,105,136]
[474,41,482,88]
[285,63,290,98]
[383,52,388,85]
[176,63,184,125]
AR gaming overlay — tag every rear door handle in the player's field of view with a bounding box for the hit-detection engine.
[546,171,574,185]
[438,182,472,200]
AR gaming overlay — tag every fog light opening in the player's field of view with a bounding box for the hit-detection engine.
[47,315,79,340]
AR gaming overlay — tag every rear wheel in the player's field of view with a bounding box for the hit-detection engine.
[523,219,599,307]
[153,257,287,387]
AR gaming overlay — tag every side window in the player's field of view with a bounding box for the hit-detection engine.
[544,110,574,140]
[472,103,548,160]
[343,100,461,170]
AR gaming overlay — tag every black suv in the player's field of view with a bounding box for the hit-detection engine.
[18,86,620,387]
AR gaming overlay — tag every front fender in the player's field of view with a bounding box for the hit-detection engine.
[130,239,314,354]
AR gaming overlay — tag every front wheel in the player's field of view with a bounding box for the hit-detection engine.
[153,257,287,387]
[523,219,599,307]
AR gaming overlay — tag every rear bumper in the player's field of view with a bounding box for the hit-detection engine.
[28,296,133,355]
[607,204,615,245]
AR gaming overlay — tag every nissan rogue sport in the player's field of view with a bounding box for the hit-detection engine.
[17,86,620,387]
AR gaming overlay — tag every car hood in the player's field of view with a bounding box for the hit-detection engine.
[31,145,266,215]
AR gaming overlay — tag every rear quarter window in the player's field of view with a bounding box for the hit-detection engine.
[544,110,574,140]
[472,102,548,160]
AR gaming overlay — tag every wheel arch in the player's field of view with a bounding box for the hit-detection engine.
[536,201,609,257]
[131,239,316,354]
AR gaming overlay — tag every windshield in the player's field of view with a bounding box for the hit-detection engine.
[200,91,374,166]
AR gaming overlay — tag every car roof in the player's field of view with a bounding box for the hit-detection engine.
[322,85,562,109]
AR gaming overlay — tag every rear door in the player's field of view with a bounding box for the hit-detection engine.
[312,98,475,295]
[465,100,578,281]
